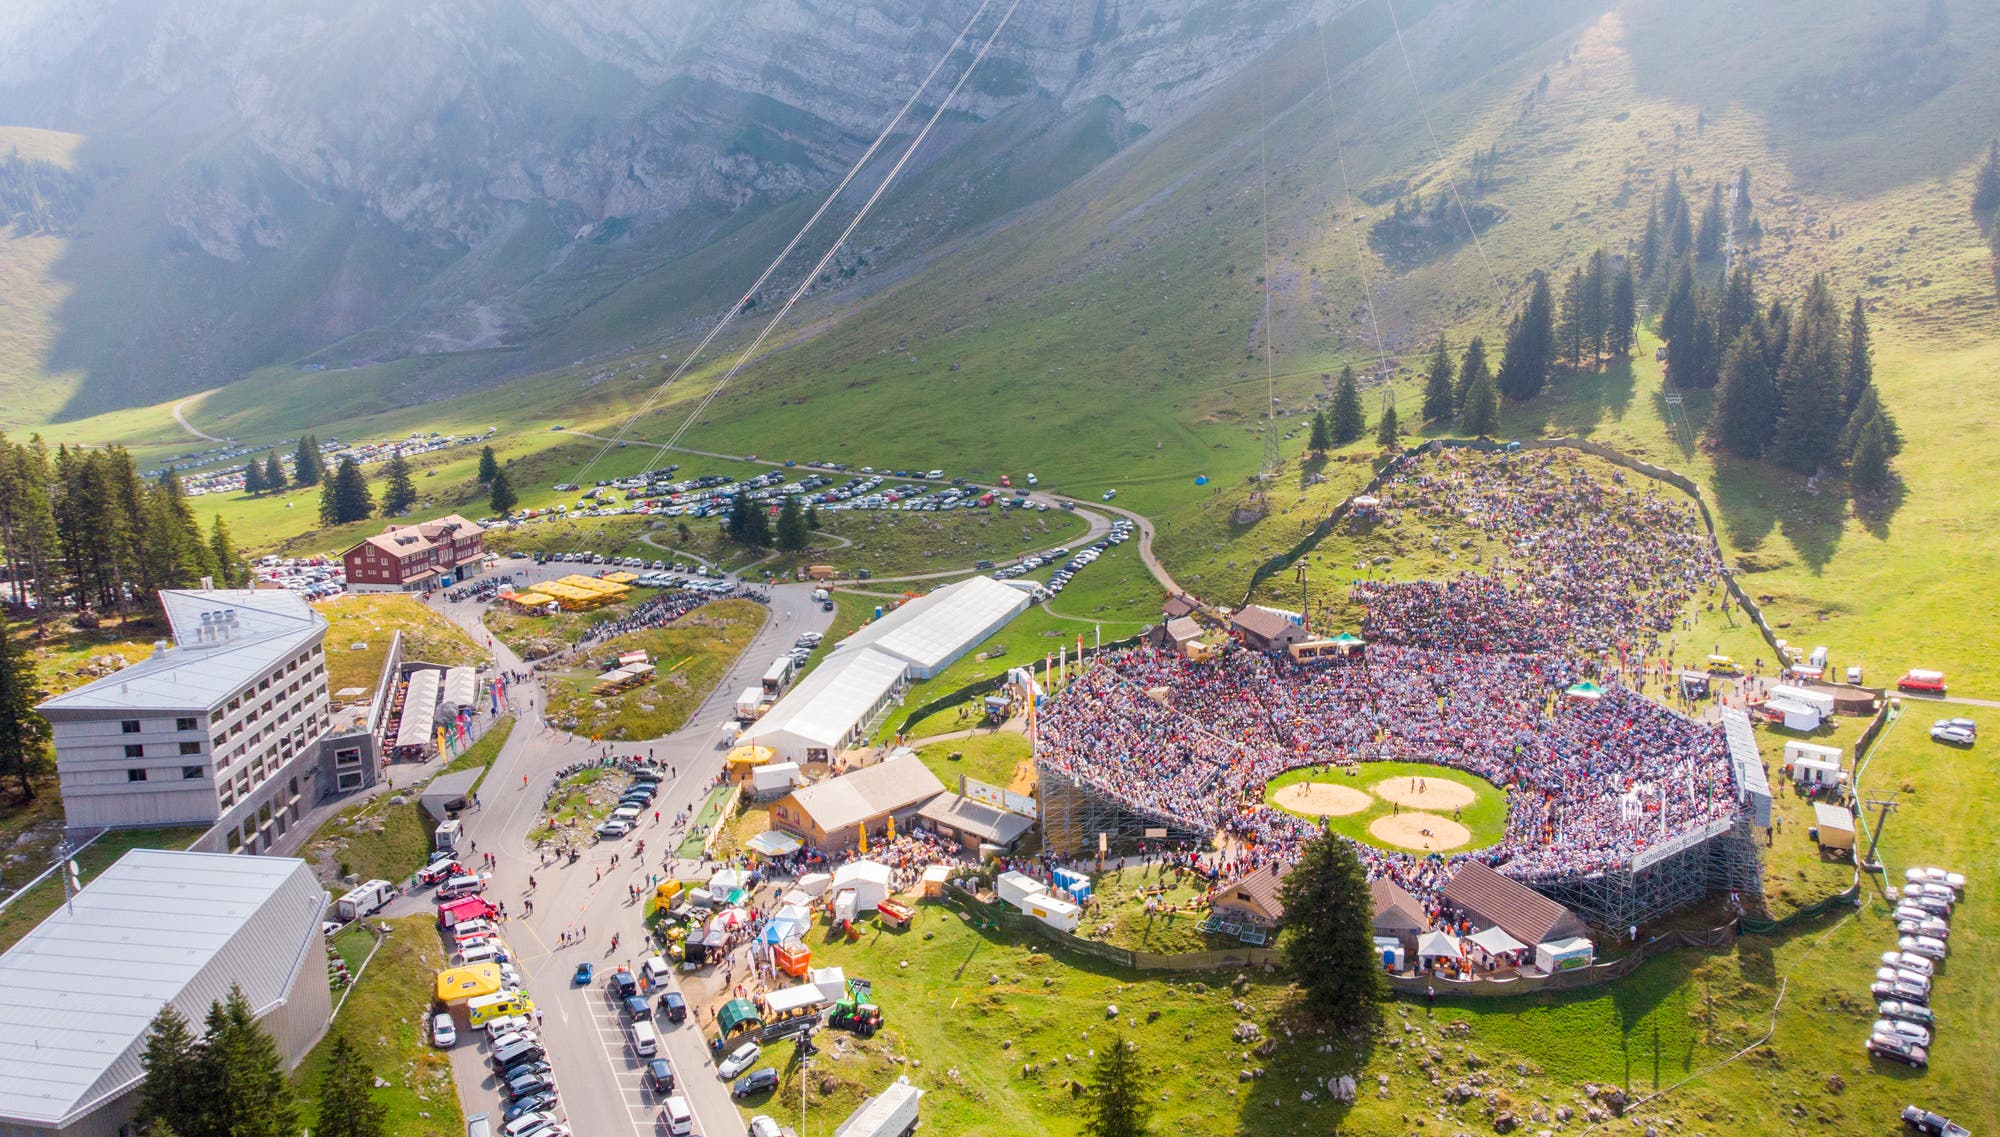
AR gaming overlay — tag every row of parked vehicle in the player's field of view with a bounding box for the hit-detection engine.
[1866,865,1966,1071]
[594,766,662,839]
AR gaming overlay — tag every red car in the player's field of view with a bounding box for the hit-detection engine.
[1897,669,1947,694]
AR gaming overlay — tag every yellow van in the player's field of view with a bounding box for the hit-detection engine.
[468,991,536,1028]
[1705,655,1741,676]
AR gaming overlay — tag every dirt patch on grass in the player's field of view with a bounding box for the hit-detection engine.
[1368,812,1471,852]
[1272,780,1374,816]
[1373,776,1477,811]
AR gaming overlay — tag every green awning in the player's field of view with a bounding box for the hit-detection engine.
[1565,681,1605,699]
[718,997,763,1035]
[1330,632,1364,646]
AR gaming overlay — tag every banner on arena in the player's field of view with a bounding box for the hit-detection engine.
[959,775,1038,819]
[1144,828,1167,839]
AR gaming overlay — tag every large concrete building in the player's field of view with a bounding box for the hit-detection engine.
[340,514,485,593]
[0,849,331,1137]
[37,590,332,852]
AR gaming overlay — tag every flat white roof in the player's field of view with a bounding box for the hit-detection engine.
[0,849,324,1127]
[39,590,324,715]
[750,648,910,751]
[835,576,1028,671]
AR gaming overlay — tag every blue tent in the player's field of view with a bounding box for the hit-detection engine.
[1194,475,1209,485]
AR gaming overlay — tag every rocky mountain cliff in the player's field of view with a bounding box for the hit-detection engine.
[0,0,1353,415]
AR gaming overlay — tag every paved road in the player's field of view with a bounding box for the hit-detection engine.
[172,394,226,443]
[395,578,832,1137]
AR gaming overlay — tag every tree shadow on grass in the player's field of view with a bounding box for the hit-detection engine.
[1850,476,1907,540]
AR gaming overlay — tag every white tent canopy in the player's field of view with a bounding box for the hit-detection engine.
[833,576,1030,678]
[1465,925,1528,956]
[749,648,909,762]
[394,669,442,748]
[765,983,828,1015]
[746,830,804,857]
[1416,930,1463,959]
[443,665,479,708]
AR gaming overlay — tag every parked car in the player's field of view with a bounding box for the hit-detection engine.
[1873,1017,1932,1048]
[419,859,466,885]
[1878,1000,1933,1028]
[1880,951,1935,978]
[732,1068,780,1097]
[609,969,639,999]
[1929,723,1976,746]
[1897,916,1951,941]
[624,995,652,1021]
[1871,974,1930,1005]
[1901,1105,1972,1136]
[573,962,595,985]
[749,1117,783,1137]
[1899,935,1948,962]
[503,1093,559,1122]
[502,1112,559,1137]
[659,990,687,1023]
[717,1041,762,1079]
[431,1014,455,1048]
[502,1072,556,1101]
[1867,1033,1928,1068]
[596,819,632,838]
[644,1058,676,1094]
[484,1014,531,1037]
[1906,865,1967,892]
[662,1096,695,1137]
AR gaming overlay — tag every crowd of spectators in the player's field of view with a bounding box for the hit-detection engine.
[1037,449,1740,915]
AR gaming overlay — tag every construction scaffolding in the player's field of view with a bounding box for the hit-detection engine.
[1035,759,1211,856]
[1528,813,1763,931]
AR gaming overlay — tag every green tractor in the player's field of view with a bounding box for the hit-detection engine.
[828,997,883,1038]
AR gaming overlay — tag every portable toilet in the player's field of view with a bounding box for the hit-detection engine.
[774,940,812,978]
[833,889,857,925]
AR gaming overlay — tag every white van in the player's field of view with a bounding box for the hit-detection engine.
[640,955,673,988]
[455,943,500,967]
[662,1097,693,1137]
[630,1020,659,1057]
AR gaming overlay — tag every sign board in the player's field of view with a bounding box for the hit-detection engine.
[959,775,1038,819]
[1143,828,1167,839]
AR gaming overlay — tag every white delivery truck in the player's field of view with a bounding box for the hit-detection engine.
[435,819,463,851]
[833,1076,923,1137]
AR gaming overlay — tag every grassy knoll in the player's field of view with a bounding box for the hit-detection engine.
[541,599,766,740]
[483,586,663,660]
[304,792,436,888]
[757,507,1088,581]
[293,915,461,1137]
[11,612,162,698]
[1263,761,1509,853]
[0,826,208,953]
[483,514,661,560]
[1089,864,1241,954]
[914,733,1031,793]
[329,923,375,976]
[317,595,484,695]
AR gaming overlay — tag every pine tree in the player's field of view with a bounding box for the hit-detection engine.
[1455,336,1491,410]
[1709,329,1779,458]
[1837,386,1902,460]
[1717,263,1758,350]
[335,458,374,524]
[1462,365,1501,436]
[744,499,774,548]
[1420,334,1456,421]
[1329,368,1365,445]
[1607,265,1637,357]
[1770,277,1846,474]
[1973,139,2000,220]
[379,452,417,516]
[205,987,299,1137]
[1842,295,1873,415]
[488,468,518,515]
[1556,266,1588,371]
[477,445,500,485]
[1660,168,1684,235]
[805,503,820,531]
[264,451,286,493]
[1638,198,1661,278]
[137,1004,210,1137]
[318,476,340,529]
[242,461,267,495]
[1661,262,1704,388]
[724,492,752,544]
[1583,248,1609,360]
[1081,1034,1152,1137]
[1496,272,1554,400]
[291,437,323,487]
[775,495,808,552]
[1695,183,1725,259]
[0,434,61,620]
[1307,410,1331,453]
[1848,415,1891,493]
[1669,198,1694,257]
[0,627,51,800]
[209,516,241,588]
[315,1034,387,1137]
[1277,830,1384,1025]
[1376,400,1400,447]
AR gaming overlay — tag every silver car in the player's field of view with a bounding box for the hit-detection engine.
[1899,935,1948,962]
[1872,1017,1931,1048]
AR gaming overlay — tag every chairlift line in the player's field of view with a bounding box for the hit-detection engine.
[649,0,1027,467]
[557,0,1004,494]
[1315,20,1394,390]
[1383,0,1502,292]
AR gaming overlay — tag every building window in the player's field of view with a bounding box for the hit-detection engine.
[337,770,363,790]
[335,747,361,766]
[183,766,204,780]
[180,741,203,755]
[125,744,144,758]
[175,716,198,731]
[127,769,147,782]
[121,720,141,734]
